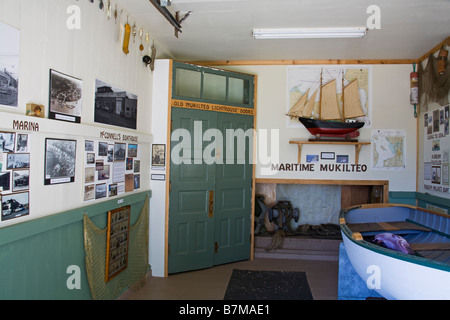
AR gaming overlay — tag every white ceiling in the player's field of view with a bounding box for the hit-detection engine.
[116,0,450,62]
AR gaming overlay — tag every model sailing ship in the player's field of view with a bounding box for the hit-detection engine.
[288,71,366,140]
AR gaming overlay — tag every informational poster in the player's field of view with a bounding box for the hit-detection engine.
[423,105,450,194]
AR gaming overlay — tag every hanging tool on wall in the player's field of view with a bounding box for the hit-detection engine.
[122,19,131,55]
[410,63,419,118]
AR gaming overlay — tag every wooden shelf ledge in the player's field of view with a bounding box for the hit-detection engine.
[289,140,371,164]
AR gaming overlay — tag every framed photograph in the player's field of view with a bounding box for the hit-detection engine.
[85,167,95,183]
[152,144,166,168]
[16,134,29,152]
[336,155,349,163]
[105,205,131,282]
[98,142,108,156]
[86,152,95,165]
[0,171,11,191]
[49,69,82,123]
[321,152,335,160]
[126,158,133,170]
[1,191,29,221]
[114,143,126,161]
[85,140,94,152]
[306,154,319,163]
[44,138,76,185]
[7,153,30,169]
[98,164,110,181]
[12,169,29,191]
[84,184,95,201]
[0,131,15,153]
[0,21,19,108]
[109,184,118,197]
[127,144,138,157]
[95,183,107,199]
[134,160,140,173]
[95,79,137,130]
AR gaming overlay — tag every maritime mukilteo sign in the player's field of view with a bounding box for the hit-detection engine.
[171,99,255,116]
[271,162,368,172]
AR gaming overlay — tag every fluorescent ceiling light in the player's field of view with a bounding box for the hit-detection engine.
[253,27,367,39]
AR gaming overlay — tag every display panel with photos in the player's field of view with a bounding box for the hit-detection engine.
[1,132,31,222]
[83,139,141,201]
[105,205,130,282]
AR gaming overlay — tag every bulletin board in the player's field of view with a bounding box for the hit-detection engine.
[423,104,450,197]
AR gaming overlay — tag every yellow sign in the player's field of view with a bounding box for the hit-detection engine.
[171,99,255,116]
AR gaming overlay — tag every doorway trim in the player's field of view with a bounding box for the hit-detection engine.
[163,60,258,276]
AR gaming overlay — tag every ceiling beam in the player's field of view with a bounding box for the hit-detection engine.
[149,0,182,35]
[189,59,417,66]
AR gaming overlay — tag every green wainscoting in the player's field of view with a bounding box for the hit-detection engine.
[0,190,151,300]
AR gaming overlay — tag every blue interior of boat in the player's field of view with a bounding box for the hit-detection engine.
[342,205,450,265]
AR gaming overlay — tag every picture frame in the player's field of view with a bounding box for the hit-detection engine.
[12,169,29,191]
[152,144,166,168]
[16,134,29,152]
[114,143,126,161]
[0,131,15,153]
[1,191,29,221]
[127,144,138,157]
[49,69,82,123]
[94,79,137,130]
[105,205,131,282]
[0,171,11,191]
[44,138,76,185]
[336,155,349,163]
[321,152,335,160]
[7,153,30,169]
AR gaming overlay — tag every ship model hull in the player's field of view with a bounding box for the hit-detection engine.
[298,116,364,136]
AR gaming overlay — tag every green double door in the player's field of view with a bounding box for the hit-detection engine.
[168,107,253,274]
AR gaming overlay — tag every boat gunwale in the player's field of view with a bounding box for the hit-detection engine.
[339,203,450,273]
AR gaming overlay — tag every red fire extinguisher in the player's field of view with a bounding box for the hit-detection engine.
[410,63,418,117]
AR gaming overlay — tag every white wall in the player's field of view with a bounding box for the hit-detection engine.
[221,64,417,192]
[0,0,153,227]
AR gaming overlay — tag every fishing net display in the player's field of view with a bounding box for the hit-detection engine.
[419,51,450,111]
[83,196,149,300]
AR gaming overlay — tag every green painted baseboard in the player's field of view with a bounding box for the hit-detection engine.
[0,190,151,300]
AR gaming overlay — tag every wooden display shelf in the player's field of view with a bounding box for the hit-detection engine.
[289,140,371,164]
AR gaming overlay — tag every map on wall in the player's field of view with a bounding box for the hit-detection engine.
[371,129,406,170]
[287,65,371,127]
[423,105,450,195]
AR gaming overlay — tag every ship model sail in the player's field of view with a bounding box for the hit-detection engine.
[288,74,365,139]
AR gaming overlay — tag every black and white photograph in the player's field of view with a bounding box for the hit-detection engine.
[94,79,137,130]
[86,152,95,165]
[0,132,15,153]
[98,164,110,181]
[152,144,166,167]
[49,69,82,123]
[7,153,30,169]
[85,140,94,152]
[12,170,29,191]
[44,138,76,185]
[1,191,29,221]
[0,171,11,191]
[114,142,126,161]
[0,21,19,108]
[107,144,114,162]
[16,134,29,152]
[98,141,108,156]
[95,183,107,199]
[134,160,140,173]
